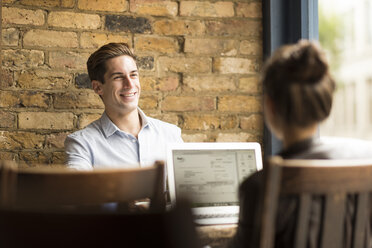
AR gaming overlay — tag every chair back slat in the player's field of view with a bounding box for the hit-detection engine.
[0,161,17,208]
[321,193,346,248]
[294,194,311,248]
[0,198,201,248]
[353,192,369,248]
[0,160,166,211]
[259,158,281,248]
[260,156,372,248]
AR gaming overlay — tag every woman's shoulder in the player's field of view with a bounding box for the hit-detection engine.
[239,170,264,195]
[303,137,372,159]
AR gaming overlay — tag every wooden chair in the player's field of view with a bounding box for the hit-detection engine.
[0,198,201,248]
[260,156,372,248]
[0,160,166,211]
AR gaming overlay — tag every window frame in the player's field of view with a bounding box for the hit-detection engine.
[262,0,319,157]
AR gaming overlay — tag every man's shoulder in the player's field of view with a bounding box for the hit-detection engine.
[67,118,102,140]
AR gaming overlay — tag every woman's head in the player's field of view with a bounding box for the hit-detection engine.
[262,40,336,134]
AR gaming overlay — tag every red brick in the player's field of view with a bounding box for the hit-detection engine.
[0,152,17,161]
[213,58,257,74]
[16,70,72,90]
[80,32,131,49]
[0,111,16,128]
[148,113,179,126]
[78,0,127,12]
[221,115,238,129]
[135,35,179,53]
[48,11,101,29]
[0,131,22,149]
[181,133,208,142]
[24,30,78,48]
[236,2,262,18]
[206,20,262,37]
[240,114,264,131]
[153,19,205,36]
[162,96,215,112]
[240,40,263,56]
[0,91,50,108]
[142,76,179,92]
[2,7,45,25]
[183,114,219,130]
[19,151,50,166]
[20,0,64,7]
[158,57,211,73]
[218,95,261,112]
[139,96,158,110]
[53,91,104,109]
[1,68,14,88]
[2,49,44,69]
[46,132,69,149]
[51,152,66,165]
[49,51,90,70]
[2,28,19,46]
[18,112,75,130]
[180,1,234,17]
[130,0,177,16]
[78,113,102,129]
[216,132,256,142]
[184,75,236,92]
[7,131,45,149]
[238,76,262,93]
[185,38,237,56]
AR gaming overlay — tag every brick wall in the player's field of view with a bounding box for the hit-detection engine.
[1,0,263,167]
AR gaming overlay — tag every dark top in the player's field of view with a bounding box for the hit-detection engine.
[229,137,372,248]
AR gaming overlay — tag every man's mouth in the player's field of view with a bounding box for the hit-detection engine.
[120,92,136,97]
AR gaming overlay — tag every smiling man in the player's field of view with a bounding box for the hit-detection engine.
[64,43,183,170]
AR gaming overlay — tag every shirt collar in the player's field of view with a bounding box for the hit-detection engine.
[100,108,150,138]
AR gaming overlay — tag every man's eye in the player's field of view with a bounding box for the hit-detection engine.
[131,74,138,78]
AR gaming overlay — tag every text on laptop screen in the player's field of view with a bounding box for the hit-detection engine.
[172,149,257,207]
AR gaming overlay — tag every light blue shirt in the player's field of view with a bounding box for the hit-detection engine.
[64,108,183,170]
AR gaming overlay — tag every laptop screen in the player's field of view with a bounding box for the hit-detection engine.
[171,148,259,207]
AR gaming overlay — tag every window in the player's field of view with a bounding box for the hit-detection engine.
[319,0,372,140]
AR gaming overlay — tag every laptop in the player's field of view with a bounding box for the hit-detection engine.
[166,142,262,225]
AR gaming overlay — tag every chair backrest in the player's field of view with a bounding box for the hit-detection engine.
[0,198,201,248]
[260,156,372,248]
[0,160,165,211]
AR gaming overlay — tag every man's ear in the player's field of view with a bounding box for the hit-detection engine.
[92,80,103,95]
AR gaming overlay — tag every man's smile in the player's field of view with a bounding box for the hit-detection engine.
[119,91,137,97]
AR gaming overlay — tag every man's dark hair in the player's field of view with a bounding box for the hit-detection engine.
[87,43,136,84]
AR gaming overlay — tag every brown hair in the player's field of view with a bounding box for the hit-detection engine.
[87,42,136,84]
[262,40,336,127]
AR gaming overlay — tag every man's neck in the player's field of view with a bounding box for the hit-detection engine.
[106,109,142,138]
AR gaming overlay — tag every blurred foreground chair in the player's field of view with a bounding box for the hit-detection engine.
[0,198,201,248]
[0,160,165,211]
[259,156,372,248]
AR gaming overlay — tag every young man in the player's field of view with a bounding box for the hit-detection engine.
[64,43,183,170]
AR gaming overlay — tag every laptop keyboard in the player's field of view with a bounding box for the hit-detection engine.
[196,212,238,219]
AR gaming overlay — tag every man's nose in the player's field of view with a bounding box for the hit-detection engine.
[122,75,134,88]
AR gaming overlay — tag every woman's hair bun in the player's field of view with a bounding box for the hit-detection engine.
[262,39,336,127]
[279,40,329,85]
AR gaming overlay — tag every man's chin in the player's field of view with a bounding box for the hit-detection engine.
[119,105,139,114]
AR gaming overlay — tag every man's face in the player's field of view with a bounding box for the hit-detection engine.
[92,55,140,116]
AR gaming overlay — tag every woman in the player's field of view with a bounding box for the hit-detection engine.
[229,40,371,248]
